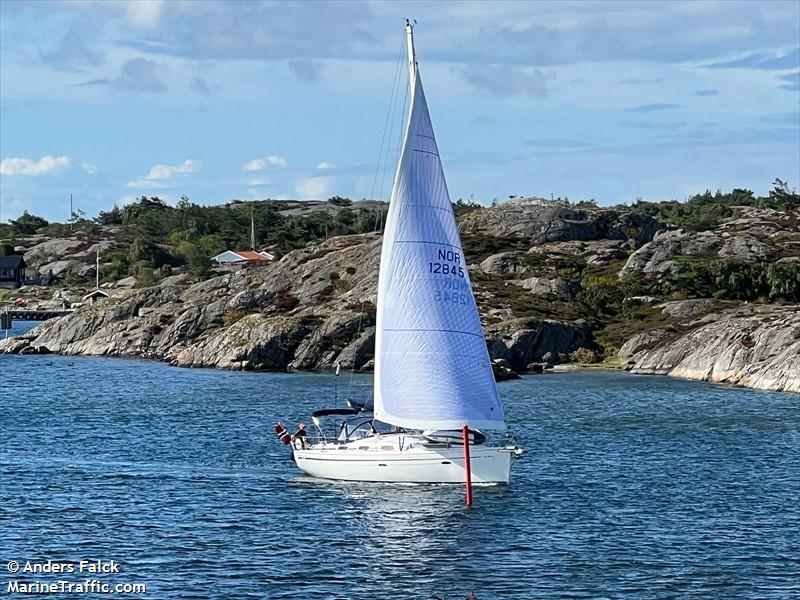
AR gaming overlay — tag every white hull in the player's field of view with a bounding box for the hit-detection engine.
[293,434,514,484]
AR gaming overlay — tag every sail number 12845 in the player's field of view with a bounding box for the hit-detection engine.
[428,248,465,278]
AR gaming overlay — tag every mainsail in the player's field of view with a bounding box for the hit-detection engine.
[373,25,505,432]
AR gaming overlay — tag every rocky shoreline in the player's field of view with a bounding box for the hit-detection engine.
[0,233,593,379]
[3,199,798,393]
[6,310,798,394]
[620,304,800,393]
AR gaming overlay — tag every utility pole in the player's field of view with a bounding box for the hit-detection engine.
[70,193,73,232]
[96,250,100,291]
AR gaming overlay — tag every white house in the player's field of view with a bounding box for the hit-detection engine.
[212,250,275,264]
[83,289,110,304]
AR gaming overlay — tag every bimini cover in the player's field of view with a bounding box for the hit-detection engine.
[311,408,359,420]
[347,397,374,412]
[373,70,505,432]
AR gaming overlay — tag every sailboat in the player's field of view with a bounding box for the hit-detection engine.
[278,21,522,484]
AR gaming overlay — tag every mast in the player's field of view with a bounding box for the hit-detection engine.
[405,19,417,85]
[96,250,100,290]
[389,19,418,192]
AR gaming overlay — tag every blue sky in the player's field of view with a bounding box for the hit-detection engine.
[1,0,798,222]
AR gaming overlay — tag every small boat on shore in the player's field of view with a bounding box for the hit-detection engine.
[276,21,522,485]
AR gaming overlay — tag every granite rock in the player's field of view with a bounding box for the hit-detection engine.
[619,305,800,393]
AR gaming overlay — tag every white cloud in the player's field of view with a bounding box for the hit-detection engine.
[242,159,262,172]
[316,161,336,169]
[126,159,200,188]
[81,162,98,175]
[0,155,72,176]
[126,0,164,29]
[269,155,289,168]
[242,155,288,171]
[246,176,271,186]
[145,159,199,179]
[125,179,161,190]
[295,177,331,200]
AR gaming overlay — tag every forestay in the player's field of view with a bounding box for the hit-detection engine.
[373,55,505,432]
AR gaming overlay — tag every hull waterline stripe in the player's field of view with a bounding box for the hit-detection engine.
[300,476,507,485]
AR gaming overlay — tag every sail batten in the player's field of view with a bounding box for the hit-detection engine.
[383,329,485,337]
[373,59,506,432]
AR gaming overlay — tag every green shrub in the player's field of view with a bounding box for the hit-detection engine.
[103,252,130,281]
[570,348,600,364]
[578,275,625,315]
[766,262,800,301]
[176,241,211,280]
[9,211,49,234]
[133,261,157,287]
[452,199,482,218]
[327,196,353,207]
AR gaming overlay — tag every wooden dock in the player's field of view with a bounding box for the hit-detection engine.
[1,309,73,328]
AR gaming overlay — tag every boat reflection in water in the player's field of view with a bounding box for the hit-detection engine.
[291,476,519,595]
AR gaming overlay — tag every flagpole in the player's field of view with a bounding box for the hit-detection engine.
[250,203,255,250]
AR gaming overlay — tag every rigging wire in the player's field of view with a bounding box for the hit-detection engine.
[386,73,410,204]
[370,34,407,232]
[378,43,411,226]
[345,300,367,400]
[339,30,412,403]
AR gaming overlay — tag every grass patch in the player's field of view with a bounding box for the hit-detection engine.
[581,258,629,279]
[476,280,587,321]
[592,305,673,357]
[461,234,529,263]
[519,251,586,281]
[600,355,628,369]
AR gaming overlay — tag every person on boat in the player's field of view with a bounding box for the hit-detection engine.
[292,423,309,449]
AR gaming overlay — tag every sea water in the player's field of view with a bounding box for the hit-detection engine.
[1,353,798,599]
